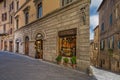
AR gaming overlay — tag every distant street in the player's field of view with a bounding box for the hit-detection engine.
[0,51,94,80]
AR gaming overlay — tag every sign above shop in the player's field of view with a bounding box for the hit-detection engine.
[58,28,77,37]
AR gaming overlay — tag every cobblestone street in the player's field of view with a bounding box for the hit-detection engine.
[0,51,94,80]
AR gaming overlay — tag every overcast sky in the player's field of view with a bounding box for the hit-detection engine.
[90,0,103,40]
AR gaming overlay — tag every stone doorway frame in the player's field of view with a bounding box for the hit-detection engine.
[35,33,44,59]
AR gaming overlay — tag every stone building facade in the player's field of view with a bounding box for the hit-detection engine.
[14,0,90,72]
[0,0,15,52]
[98,0,120,72]
[0,0,91,72]
[90,25,99,66]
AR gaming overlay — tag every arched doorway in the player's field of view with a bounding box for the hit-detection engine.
[25,36,29,55]
[9,41,13,52]
[4,41,7,51]
[35,33,43,59]
[16,38,20,53]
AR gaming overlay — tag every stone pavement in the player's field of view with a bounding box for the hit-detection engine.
[0,51,93,80]
[90,66,120,80]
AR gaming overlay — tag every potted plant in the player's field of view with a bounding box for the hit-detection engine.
[71,56,76,68]
[63,57,69,66]
[56,55,62,64]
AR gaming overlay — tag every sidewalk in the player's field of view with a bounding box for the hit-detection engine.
[90,66,120,80]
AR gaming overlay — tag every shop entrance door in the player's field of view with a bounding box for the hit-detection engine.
[35,40,43,59]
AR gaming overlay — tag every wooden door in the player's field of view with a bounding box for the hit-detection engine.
[16,42,19,53]
[9,41,13,52]
[25,37,29,55]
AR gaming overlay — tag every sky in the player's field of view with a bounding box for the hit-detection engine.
[90,0,103,40]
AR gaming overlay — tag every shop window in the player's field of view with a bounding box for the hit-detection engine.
[58,28,76,57]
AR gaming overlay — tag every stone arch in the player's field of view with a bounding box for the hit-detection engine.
[34,30,45,59]
[33,30,46,40]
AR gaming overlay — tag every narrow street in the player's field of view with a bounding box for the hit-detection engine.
[0,51,93,80]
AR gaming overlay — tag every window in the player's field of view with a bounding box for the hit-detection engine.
[94,32,96,36]
[100,40,105,50]
[38,3,42,18]
[117,62,119,68]
[25,12,29,24]
[10,16,13,24]
[94,43,98,50]
[10,28,12,34]
[3,24,6,33]
[58,28,76,57]
[2,14,4,21]
[109,14,112,25]
[101,23,104,32]
[26,0,29,2]
[103,59,105,64]
[62,0,73,6]
[118,41,120,49]
[2,13,7,21]
[11,2,14,9]
[16,19,19,29]
[17,1,19,10]
[4,0,6,8]
[108,36,114,49]
[108,38,110,49]
[112,36,114,49]
[115,7,118,19]
[5,13,7,20]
